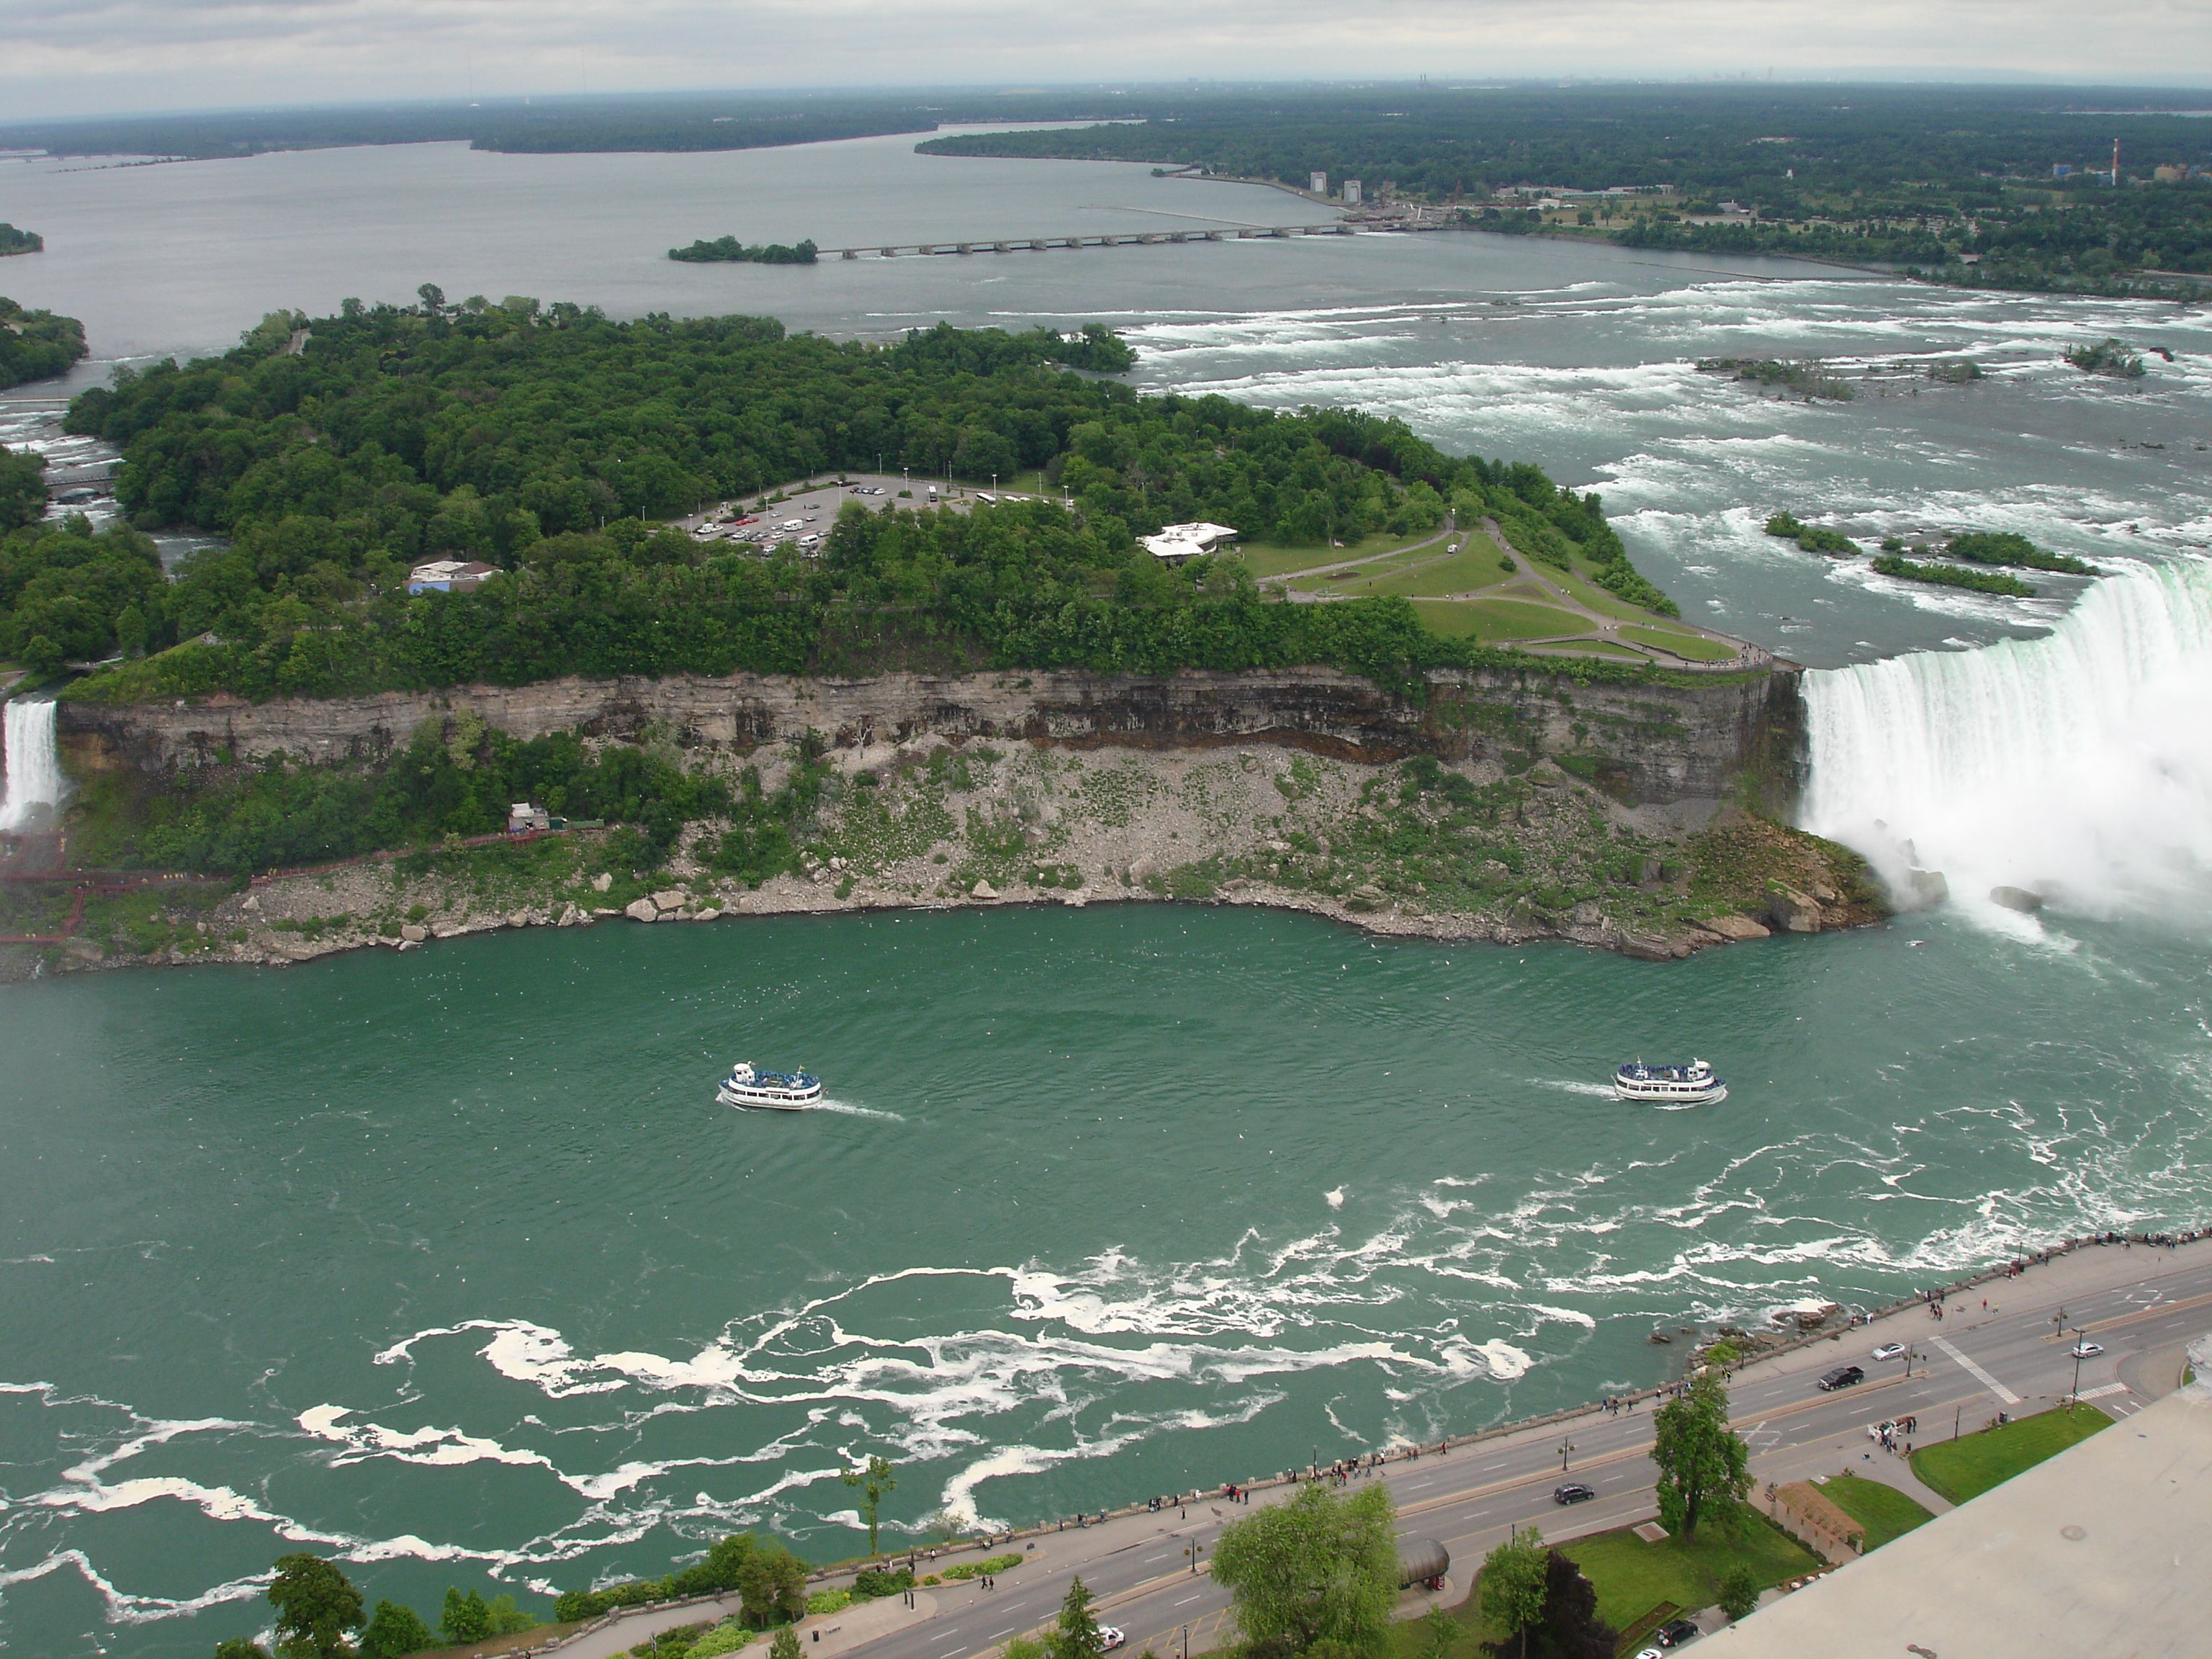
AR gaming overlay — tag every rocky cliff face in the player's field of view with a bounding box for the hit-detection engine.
[62,665,1803,809]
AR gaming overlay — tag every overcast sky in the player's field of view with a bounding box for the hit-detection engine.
[3,0,2209,122]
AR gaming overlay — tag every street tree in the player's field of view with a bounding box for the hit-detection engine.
[1475,1529,1547,1659]
[1717,1564,1761,1620]
[842,1455,897,1559]
[1208,1480,1398,1659]
[1050,1576,1105,1659]
[441,1588,490,1645]
[267,1555,364,1659]
[737,1540,809,1628]
[770,1629,804,1659]
[1649,1372,1751,1537]
[1524,1551,1614,1659]
[360,1599,434,1658]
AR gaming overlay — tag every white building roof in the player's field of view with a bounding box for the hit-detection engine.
[1142,522,1240,562]
[1707,1331,2212,1659]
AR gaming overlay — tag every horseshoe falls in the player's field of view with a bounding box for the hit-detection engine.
[1802,559,2212,928]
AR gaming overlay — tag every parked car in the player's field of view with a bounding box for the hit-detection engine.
[1099,1629,1127,1653]
[1871,1341,1908,1362]
[2071,1340,2105,1359]
[1658,1617,1701,1646]
[1818,1364,1866,1391]
[1632,1648,1665,1659]
[1552,1482,1596,1504]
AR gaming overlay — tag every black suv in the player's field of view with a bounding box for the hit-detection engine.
[1657,1618,1701,1647]
[1817,1364,1866,1391]
[1552,1482,1596,1504]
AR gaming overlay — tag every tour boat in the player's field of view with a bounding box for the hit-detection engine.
[716,1061,824,1110]
[1612,1058,1727,1105]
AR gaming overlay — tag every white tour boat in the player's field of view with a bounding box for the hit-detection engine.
[716,1061,824,1110]
[1613,1058,1727,1105]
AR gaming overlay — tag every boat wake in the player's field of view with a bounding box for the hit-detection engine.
[811,1098,904,1122]
[1533,1079,1619,1098]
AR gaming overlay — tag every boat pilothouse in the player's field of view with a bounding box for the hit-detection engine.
[716,1061,823,1110]
[1613,1058,1727,1105]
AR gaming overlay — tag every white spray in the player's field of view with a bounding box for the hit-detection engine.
[1802,559,2212,923]
[0,698,64,832]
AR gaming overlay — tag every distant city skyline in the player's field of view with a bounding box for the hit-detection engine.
[1,0,2209,123]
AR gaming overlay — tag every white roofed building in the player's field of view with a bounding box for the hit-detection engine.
[1141,522,1240,565]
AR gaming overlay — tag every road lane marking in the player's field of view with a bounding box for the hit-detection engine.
[2076,1382,2128,1400]
[988,1630,1017,1641]
[1931,1335,2020,1404]
[1172,1594,1205,1606]
[2078,1286,2212,1334]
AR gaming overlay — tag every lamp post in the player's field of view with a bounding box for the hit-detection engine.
[1556,1437,1576,1473]
[2068,1326,2087,1403]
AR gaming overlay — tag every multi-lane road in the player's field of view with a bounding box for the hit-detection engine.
[559,1238,2212,1659]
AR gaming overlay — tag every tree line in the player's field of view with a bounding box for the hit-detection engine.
[31,296,1676,703]
[670,237,821,265]
[0,295,88,389]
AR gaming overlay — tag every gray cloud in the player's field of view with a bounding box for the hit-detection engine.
[1,0,2208,119]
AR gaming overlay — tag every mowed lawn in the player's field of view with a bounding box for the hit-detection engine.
[1910,1405,2111,1506]
[1413,598,1585,641]
[1620,622,1739,662]
[1816,1473,1936,1550]
[1560,1513,1820,1633]
[1236,531,1442,579]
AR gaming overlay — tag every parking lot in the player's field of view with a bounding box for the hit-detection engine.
[677,472,1056,551]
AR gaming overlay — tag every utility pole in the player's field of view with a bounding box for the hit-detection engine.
[2068,1326,2087,1403]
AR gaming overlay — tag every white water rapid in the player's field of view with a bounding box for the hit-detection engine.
[0,698,63,832]
[1802,559,2212,925]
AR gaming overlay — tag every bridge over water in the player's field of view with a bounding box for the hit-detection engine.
[819,222,1437,259]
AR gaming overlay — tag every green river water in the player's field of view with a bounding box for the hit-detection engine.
[4,904,2208,1653]
[3,129,2211,1657]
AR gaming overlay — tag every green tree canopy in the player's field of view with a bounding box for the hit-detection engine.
[737,1539,808,1628]
[1522,1551,1614,1659]
[769,1627,804,1659]
[441,1587,490,1645]
[49,302,1676,708]
[267,1555,364,1659]
[842,1454,897,1558]
[1649,1371,1752,1537]
[0,297,88,389]
[1717,1563,1761,1621]
[1209,1481,1398,1659]
[1048,1575,1104,1659]
[1476,1527,1548,1659]
[0,444,45,530]
[359,1599,434,1658]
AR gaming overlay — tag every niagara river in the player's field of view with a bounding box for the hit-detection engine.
[1,131,2209,1658]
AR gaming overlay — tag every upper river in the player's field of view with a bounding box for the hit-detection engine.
[1,132,2209,1657]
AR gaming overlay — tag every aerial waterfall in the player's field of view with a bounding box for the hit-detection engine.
[0,698,63,832]
[1802,559,2212,923]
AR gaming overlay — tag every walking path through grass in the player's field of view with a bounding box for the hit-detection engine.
[1244,516,1765,670]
